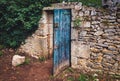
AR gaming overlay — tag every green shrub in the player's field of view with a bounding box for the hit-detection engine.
[67,76,74,81]
[24,58,31,64]
[0,51,3,56]
[0,0,54,48]
[78,74,88,81]
[39,56,46,62]
[66,67,74,73]
[73,18,81,27]
[0,45,4,50]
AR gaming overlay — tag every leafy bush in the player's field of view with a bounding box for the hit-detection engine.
[0,0,55,48]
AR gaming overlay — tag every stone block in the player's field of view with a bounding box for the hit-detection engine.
[77,45,90,59]
[102,63,113,69]
[12,55,25,66]
[97,55,103,63]
[84,27,92,31]
[48,24,53,35]
[40,11,47,23]
[82,22,91,27]
[77,59,87,67]
[39,37,48,56]
[113,41,120,44]
[71,28,78,40]
[98,39,106,43]
[75,2,82,11]
[71,21,74,27]
[108,45,117,51]
[104,29,116,33]
[102,49,113,54]
[43,24,49,35]
[49,35,53,49]
[91,10,96,16]
[117,19,120,22]
[100,23,104,28]
[38,24,49,36]
[71,41,77,56]
[112,51,119,55]
[94,31,104,36]
[103,56,116,64]
[71,9,77,19]
[71,41,90,59]
[95,25,99,28]
[116,55,120,61]
[35,30,41,36]
[92,21,99,24]
[79,11,84,16]
[112,63,118,72]
[71,56,77,66]
[92,63,102,69]
[90,47,101,53]
[84,10,90,16]
[114,36,120,41]
[79,31,87,36]
[97,44,108,48]
[108,20,116,23]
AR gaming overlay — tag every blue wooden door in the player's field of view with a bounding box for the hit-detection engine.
[53,9,71,75]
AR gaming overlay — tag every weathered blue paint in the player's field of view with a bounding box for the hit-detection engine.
[53,9,71,75]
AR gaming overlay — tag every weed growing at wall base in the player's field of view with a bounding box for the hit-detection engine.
[39,56,46,62]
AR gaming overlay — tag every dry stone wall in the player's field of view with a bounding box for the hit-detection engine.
[18,2,120,74]
[70,2,120,74]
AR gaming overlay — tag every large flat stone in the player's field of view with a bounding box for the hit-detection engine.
[94,31,104,36]
[71,41,90,59]
[12,55,25,66]
[90,47,101,53]
[82,22,91,27]
[102,49,113,54]
[75,2,82,11]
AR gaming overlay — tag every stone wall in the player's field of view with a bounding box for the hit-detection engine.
[18,11,53,59]
[102,0,120,7]
[18,2,120,74]
[70,2,120,74]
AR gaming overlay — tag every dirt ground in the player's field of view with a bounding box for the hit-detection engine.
[0,49,62,81]
[0,49,120,81]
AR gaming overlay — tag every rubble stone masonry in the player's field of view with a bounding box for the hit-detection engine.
[19,2,120,74]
